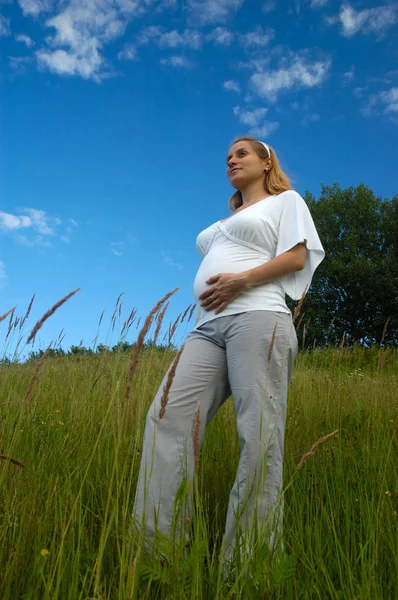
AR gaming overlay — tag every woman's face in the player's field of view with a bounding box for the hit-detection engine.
[226,141,268,190]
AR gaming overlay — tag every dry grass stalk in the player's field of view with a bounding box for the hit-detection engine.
[126,307,137,326]
[153,300,170,347]
[193,401,201,473]
[115,292,125,307]
[159,343,185,420]
[125,288,179,402]
[292,284,308,324]
[296,430,338,471]
[0,455,25,468]
[128,549,141,600]
[122,307,137,337]
[180,303,192,324]
[90,372,103,392]
[268,322,278,362]
[0,306,16,324]
[55,328,65,346]
[168,313,181,345]
[296,313,305,332]
[98,310,105,327]
[135,317,141,330]
[340,331,346,349]
[104,351,111,397]
[326,317,335,342]
[27,288,80,344]
[23,343,53,404]
[21,294,35,326]
[381,317,390,344]
[6,312,15,341]
[187,304,196,322]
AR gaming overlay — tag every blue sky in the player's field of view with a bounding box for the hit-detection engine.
[1,0,397,358]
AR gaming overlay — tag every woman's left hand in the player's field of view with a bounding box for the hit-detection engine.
[199,273,247,314]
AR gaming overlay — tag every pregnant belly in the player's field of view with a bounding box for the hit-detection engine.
[193,252,267,301]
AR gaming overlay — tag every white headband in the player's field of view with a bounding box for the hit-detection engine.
[261,142,271,157]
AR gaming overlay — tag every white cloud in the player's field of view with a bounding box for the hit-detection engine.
[110,240,124,255]
[34,0,151,80]
[60,235,70,243]
[160,55,192,68]
[0,15,11,36]
[161,251,183,270]
[137,25,162,44]
[0,211,32,230]
[138,26,201,49]
[24,208,61,234]
[300,112,320,126]
[252,121,279,138]
[118,43,137,60]
[239,27,274,48]
[353,86,367,97]
[15,33,35,47]
[206,26,233,45]
[379,87,398,113]
[0,208,61,240]
[9,56,33,71]
[68,218,78,227]
[262,0,276,13]
[224,79,240,93]
[233,106,279,138]
[13,233,34,247]
[336,3,397,37]
[0,261,7,289]
[187,0,244,25]
[310,0,328,7]
[250,53,331,101]
[362,87,398,119]
[37,48,102,78]
[35,236,53,247]
[18,0,53,17]
[343,65,355,81]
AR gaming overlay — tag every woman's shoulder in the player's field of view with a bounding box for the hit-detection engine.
[275,189,302,201]
[273,189,308,210]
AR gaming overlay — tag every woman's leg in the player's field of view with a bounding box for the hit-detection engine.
[222,311,298,562]
[132,325,231,552]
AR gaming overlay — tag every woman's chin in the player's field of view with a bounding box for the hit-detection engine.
[230,175,247,189]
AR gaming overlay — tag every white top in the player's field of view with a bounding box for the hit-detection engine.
[193,190,325,329]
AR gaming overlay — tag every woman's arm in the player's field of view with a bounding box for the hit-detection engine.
[242,242,307,288]
[199,242,307,313]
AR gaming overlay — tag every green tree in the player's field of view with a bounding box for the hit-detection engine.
[288,184,398,347]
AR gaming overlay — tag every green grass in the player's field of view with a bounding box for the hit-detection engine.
[1,343,397,599]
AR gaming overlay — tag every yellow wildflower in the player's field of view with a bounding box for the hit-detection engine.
[59,421,64,425]
[55,409,60,413]
[41,421,46,425]
[40,549,49,557]
[385,491,392,496]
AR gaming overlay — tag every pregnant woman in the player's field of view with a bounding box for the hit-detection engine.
[133,136,325,567]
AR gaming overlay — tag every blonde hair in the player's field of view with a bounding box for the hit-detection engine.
[228,136,293,211]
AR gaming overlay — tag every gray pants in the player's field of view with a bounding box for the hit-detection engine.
[132,310,298,561]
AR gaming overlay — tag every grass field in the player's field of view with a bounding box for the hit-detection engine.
[1,301,397,599]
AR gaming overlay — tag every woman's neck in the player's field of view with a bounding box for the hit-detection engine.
[240,182,270,207]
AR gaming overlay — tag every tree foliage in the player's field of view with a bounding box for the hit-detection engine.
[287,183,398,347]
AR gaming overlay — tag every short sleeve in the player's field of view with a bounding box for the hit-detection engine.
[275,191,325,300]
